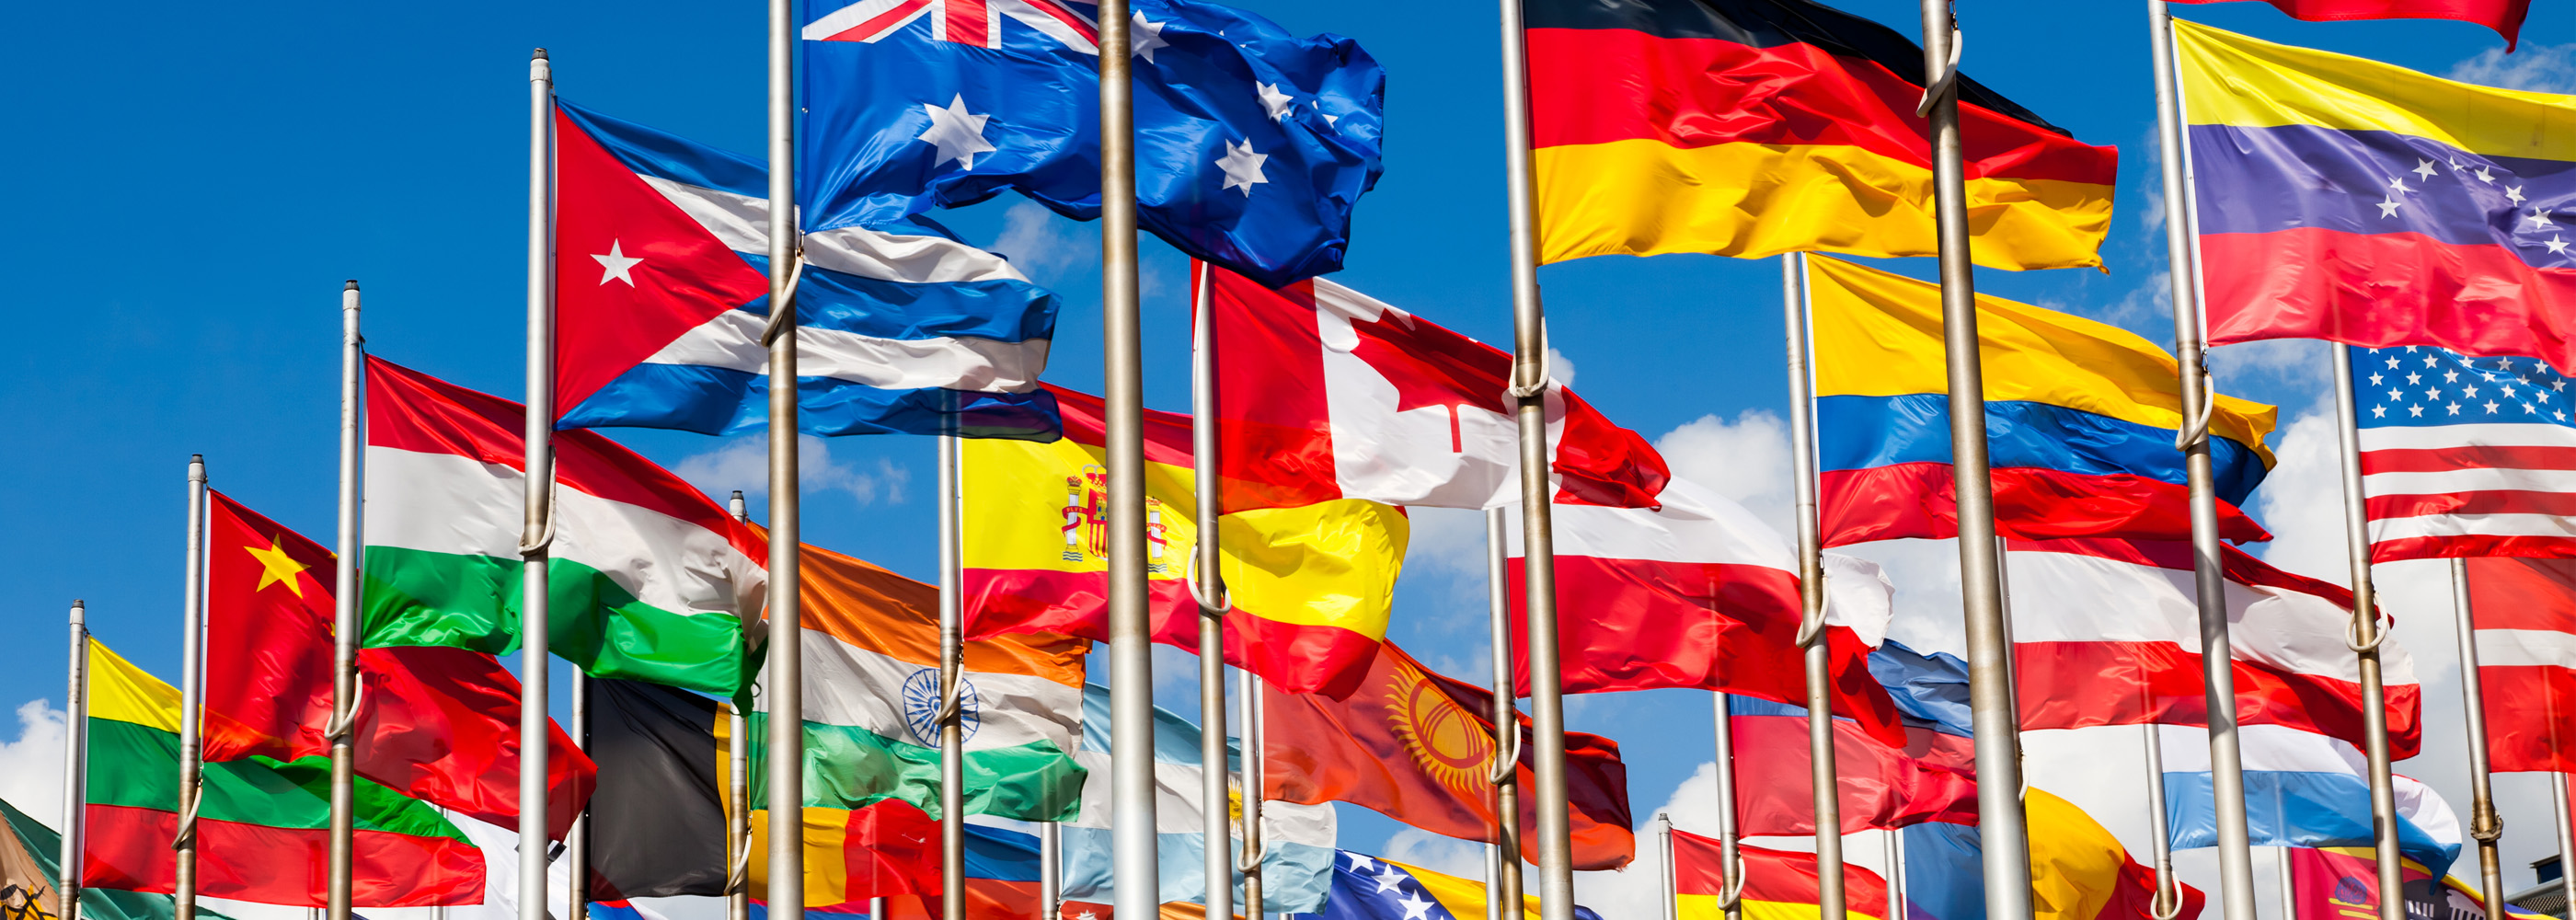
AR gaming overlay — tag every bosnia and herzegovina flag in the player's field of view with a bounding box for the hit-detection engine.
[2179,19,2576,374]
[1288,852,1606,920]
[1806,256,2279,546]
[1524,0,2119,270]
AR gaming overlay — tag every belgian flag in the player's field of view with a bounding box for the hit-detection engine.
[1527,0,2119,270]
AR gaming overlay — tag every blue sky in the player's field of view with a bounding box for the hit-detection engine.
[6,0,2576,914]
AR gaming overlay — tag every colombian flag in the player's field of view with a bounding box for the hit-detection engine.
[960,385,1408,696]
[1525,0,2119,270]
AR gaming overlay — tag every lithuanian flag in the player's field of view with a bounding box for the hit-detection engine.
[79,640,483,907]
[1526,0,2119,270]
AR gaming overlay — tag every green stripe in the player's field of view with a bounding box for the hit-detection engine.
[86,719,469,845]
[361,545,749,695]
[744,715,1087,822]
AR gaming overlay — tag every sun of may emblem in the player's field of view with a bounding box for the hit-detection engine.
[901,667,980,747]
[1383,661,1493,797]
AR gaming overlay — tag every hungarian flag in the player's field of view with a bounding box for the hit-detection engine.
[960,384,1409,696]
[1524,0,2118,270]
[80,639,483,907]
[361,356,769,695]
[2169,0,2526,48]
[1260,642,1634,870]
[202,490,593,838]
[1672,832,1889,920]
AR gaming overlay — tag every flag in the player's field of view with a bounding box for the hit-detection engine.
[201,491,594,839]
[752,528,1089,822]
[2467,556,2576,772]
[1673,831,1888,920]
[2004,537,2421,758]
[1524,0,2119,270]
[1204,264,1670,511]
[960,384,1408,696]
[2169,0,2525,52]
[799,0,1386,288]
[1904,788,2201,920]
[2348,345,2576,561]
[3,797,237,920]
[585,678,730,901]
[78,639,483,907]
[361,356,769,695]
[1287,853,1604,920]
[1726,644,1979,835]
[2285,847,2553,920]
[2180,20,2576,373]
[828,823,1103,920]
[1807,255,2277,546]
[1058,684,1337,912]
[2160,724,2461,876]
[1260,642,1634,871]
[548,101,1062,440]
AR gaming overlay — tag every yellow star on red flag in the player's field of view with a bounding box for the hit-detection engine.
[244,536,310,597]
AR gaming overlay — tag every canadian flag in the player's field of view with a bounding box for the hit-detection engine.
[1204,263,1669,512]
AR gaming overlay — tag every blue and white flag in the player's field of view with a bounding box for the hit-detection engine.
[798,0,1386,288]
[1060,684,1335,912]
[2160,723,2463,876]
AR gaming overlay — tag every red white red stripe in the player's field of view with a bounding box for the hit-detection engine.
[2467,556,2576,774]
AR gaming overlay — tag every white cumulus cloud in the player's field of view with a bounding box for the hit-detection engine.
[0,699,66,829]
[2449,42,2576,94]
[674,433,911,512]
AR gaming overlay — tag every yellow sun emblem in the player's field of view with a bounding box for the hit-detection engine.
[1382,659,1496,798]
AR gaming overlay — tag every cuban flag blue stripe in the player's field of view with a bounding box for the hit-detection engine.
[735,256,1058,344]
[560,364,1061,439]
[1819,393,2270,505]
[562,101,768,199]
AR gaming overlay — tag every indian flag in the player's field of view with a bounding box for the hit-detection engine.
[360,357,768,695]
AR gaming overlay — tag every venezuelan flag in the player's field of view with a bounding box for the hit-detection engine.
[1807,256,2278,546]
[2180,20,2576,373]
[1524,0,2118,270]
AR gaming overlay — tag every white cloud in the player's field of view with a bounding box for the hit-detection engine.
[0,699,66,829]
[1652,410,1791,524]
[2207,338,2331,398]
[674,433,911,512]
[1545,348,1578,389]
[988,201,1095,282]
[2251,407,2351,585]
[2449,43,2576,94]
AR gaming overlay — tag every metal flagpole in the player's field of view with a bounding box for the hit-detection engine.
[1711,695,1742,920]
[1190,264,1235,920]
[1779,250,1847,920]
[2327,347,2403,920]
[765,0,809,915]
[1485,845,1501,920]
[1095,3,1159,918]
[1658,815,1678,920]
[1912,7,2032,920]
[1885,832,1906,920]
[869,898,885,920]
[939,429,966,920]
[1041,822,1063,920]
[2279,848,2295,920]
[2145,727,2183,920]
[2146,6,2260,918]
[1494,2,1575,917]
[2449,559,2508,919]
[176,455,210,920]
[333,280,365,920]
[522,45,558,920]
[1484,508,1524,919]
[2554,774,2574,918]
[570,673,591,920]
[1240,668,1267,920]
[729,491,753,920]
[61,600,88,920]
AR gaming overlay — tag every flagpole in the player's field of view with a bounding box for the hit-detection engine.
[520,43,558,920]
[2279,848,2295,920]
[2449,558,2507,919]
[175,455,209,920]
[2328,346,2402,920]
[1241,668,1266,920]
[2144,726,2182,920]
[1041,822,1063,920]
[1884,832,1905,920]
[1484,507,1524,918]
[570,673,591,920]
[938,427,966,920]
[60,600,88,920]
[762,0,813,914]
[1189,263,1235,920]
[1485,845,1501,920]
[1096,2,1160,918]
[728,491,753,920]
[1655,814,1677,920]
[332,279,365,920]
[1911,8,2032,920]
[1710,695,1741,920]
[2553,774,2574,917]
[1778,250,1846,920]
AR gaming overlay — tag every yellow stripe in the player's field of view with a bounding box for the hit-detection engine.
[1218,500,1407,630]
[960,438,1197,579]
[1391,859,1540,920]
[2026,788,2128,920]
[86,638,182,733]
[1807,256,2277,462]
[1534,139,2113,271]
[746,807,852,907]
[1731,897,1880,920]
[2177,18,2576,161]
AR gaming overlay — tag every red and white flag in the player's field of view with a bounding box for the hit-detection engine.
[2467,556,2576,773]
[1205,263,1669,511]
[2006,537,2423,758]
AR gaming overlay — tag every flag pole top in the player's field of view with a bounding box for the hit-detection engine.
[190,454,203,463]
[69,599,84,624]
[344,280,360,292]
[533,48,547,60]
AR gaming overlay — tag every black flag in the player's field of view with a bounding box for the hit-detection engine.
[588,679,729,900]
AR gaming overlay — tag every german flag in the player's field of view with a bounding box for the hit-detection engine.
[1527,0,2120,270]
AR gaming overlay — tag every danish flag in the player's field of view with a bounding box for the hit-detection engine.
[802,0,1098,51]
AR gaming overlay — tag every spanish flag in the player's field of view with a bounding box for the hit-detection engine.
[1673,831,1886,920]
[1527,0,2119,270]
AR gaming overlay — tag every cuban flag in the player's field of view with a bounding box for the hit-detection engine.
[798,0,1386,288]
[551,100,1061,439]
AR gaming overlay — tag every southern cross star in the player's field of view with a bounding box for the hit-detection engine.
[918,94,997,170]
[1215,139,1270,196]
[1257,82,1295,121]
[1131,12,1170,62]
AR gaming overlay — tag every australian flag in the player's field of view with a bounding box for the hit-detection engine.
[799,0,1386,288]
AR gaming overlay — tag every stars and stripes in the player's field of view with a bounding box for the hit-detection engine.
[2352,344,2576,561]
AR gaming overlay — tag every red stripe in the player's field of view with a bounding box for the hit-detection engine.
[1526,29,2116,186]
[2479,664,2576,773]
[822,0,931,40]
[1820,463,2271,546]
[1040,384,1195,467]
[941,0,990,45]
[2364,489,2576,521]
[1206,268,1343,510]
[2013,640,2422,759]
[1673,834,1891,918]
[2371,534,2576,563]
[2360,444,2576,474]
[1726,715,1976,836]
[959,568,1376,695]
[81,805,484,907]
[2202,228,2576,374]
[2467,557,2576,631]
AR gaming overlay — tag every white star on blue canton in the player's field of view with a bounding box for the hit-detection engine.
[2412,405,2427,418]
[2408,372,2424,385]
[2444,369,2459,383]
[2386,356,2402,369]
[2449,402,2464,415]
[2426,388,2441,400]
[2464,384,2481,397]
[2486,400,2502,413]
[2373,405,2387,418]
[2388,388,2403,401]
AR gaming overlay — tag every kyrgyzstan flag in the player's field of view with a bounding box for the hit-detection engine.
[1260,642,1635,870]
[202,491,595,837]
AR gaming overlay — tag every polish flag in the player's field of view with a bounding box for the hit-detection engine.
[2466,556,2576,773]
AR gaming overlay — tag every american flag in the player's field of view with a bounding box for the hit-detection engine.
[2353,344,2576,561]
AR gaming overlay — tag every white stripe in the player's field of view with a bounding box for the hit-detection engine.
[2362,466,2576,495]
[753,626,1079,753]
[2476,627,2576,670]
[365,447,764,621]
[1822,552,1892,648]
[800,0,930,41]
[639,308,1052,392]
[2358,422,2576,451]
[2369,511,2576,541]
[2004,547,2415,684]
[2158,723,2367,775]
[639,175,1032,284]
[1509,478,1796,570]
